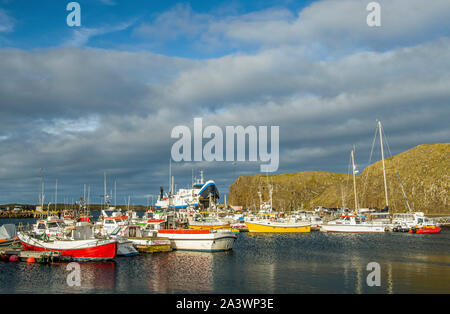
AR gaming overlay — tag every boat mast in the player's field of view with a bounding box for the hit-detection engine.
[378,120,389,209]
[55,179,58,212]
[351,149,359,210]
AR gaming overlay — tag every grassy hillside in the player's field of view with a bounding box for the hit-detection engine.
[229,143,450,214]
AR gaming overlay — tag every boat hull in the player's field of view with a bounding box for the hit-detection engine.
[128,237,172,253]
[409,226,441,234]
[18,233,117,261]
[321,224,385,233]
[245,221,311,233]
[158,230,237,252]
[188,223,230,230]
[117,240,139,257]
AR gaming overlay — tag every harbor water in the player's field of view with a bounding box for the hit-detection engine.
[1,217,449,294]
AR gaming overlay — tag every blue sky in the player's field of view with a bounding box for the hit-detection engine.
[0,0,449,205]
[1,0,314,57]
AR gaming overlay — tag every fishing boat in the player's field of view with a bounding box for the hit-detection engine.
[245,219,311,233]
[138,209,166,230]
[392,212,441,233]
[18,224,118,261]
[96,208,128,236]
[245,186,311,233]
[157,229,237,252]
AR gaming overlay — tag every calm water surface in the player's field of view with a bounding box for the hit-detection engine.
[1,217,449,294]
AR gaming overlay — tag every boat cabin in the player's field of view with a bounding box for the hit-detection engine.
[33,218,66,237]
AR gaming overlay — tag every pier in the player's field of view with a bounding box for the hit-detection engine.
[0,245,61,264]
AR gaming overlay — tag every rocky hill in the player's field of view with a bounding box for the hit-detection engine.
[228,143,449,214]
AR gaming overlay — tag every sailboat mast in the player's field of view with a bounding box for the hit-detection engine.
[351,149,359,209]
[378,121,389,209]
[55,179,58,212]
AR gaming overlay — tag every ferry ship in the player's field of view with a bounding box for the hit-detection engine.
[155,171,220,210]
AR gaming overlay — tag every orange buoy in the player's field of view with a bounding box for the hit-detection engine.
[27,257,35,263]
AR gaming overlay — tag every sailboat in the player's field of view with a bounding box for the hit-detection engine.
[322,140,386,233]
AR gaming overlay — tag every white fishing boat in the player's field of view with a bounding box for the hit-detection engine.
[96,208,128,236]
[157,229,237,252]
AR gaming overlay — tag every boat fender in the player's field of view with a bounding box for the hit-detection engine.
[9,255,19,262]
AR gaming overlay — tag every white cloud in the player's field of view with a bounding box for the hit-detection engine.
[135,0,450,53]
[65,20,135,47]
[0,9,14,33]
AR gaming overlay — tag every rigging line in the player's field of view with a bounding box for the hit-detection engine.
[380,124,399,209]
[346,150,353,208]
[361,126,379,204]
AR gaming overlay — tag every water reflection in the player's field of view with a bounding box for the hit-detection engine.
[112,251,216,293]
[78,262,116,292]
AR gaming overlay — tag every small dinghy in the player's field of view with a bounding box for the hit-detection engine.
[0,224,18,247]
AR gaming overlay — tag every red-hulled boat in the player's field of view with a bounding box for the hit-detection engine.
[409,225,441,234]
[18,231,118,261]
